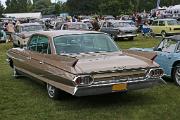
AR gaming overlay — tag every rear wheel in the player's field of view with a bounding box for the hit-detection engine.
[47,84,60,99]
[173,63,180,86]
[111,34,117,41]
[161,31,166,38]
[13,66,21,78]
[128,37,134,40]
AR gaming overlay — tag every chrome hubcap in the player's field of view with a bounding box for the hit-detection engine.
[162,32,166,38]
[175,68,180,85]
[47,84,55,98]
[13,66,17,77]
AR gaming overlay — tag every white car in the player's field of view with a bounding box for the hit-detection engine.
[13,23,44,47]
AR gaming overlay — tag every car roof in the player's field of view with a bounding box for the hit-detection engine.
[18,22,41,27]
[64,22,86,25]
[154,19,176,21]
[166,35,180,41]
[35,30,104,38]
[107,20,131,23]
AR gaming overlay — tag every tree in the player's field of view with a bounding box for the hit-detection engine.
[54,1,63,15]
[33,0,52,14]
[0,1,4,17]
[5,0,33,13]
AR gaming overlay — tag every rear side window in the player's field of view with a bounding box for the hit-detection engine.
[107,22,114,27]
[102,22,107,27]
[28,35,38,51]
[28,35,51,54]
[37,36,49,53]
[152,21,158,26]
[159,21,165,26]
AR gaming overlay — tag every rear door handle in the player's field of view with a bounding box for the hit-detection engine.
[26,57,31,60]
[39,61,44,64]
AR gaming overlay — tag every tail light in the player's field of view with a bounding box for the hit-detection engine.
[21,34,26,39]
[151,55,157,61]
[147,68,164,78]
[73,76,94,86]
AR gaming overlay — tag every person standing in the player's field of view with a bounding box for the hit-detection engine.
[6,21,15,42]
[92,17,100,31]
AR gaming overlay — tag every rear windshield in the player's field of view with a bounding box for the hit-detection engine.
[21,25,43,32]
[53,33,119,55]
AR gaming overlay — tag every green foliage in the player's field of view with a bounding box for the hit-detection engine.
[33,0,51,14]
[2,0,180,15]
[54,1,63,15]
[0,1,4,17]
[5,0,33,13]
[65,0,180,15]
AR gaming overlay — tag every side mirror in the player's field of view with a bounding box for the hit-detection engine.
[157,48,162,51]
[23,46,27,50]
[89,27,92,30]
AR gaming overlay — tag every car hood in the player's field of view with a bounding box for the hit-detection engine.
[117,27,138,32]
[129,48,154,52]
[73,52,153,74]
[21,30,44,38]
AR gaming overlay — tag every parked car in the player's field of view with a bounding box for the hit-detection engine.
[130,35,180,86]
[150,19,180,37]
[7,30,164,99]
[81,19,93,30]
[100,20,138,40]
[59,22,90,30]
[13,23,44,47]
[0,24,6,43]
[103,15,115,20]
[0,30,6,43]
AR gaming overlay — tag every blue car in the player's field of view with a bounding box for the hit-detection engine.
[0,29,7,43]
[130,35,180,86]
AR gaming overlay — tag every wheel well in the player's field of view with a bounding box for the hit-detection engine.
[9,58,14,68]
[161,30,166,33]
[18,41,20,45]
[171,61,180,77]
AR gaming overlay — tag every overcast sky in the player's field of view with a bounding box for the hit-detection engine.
[0,0,67,6]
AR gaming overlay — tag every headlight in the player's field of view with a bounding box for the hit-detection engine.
[73,75,94,86]
[147,68,164,78]
[118,30,123,35]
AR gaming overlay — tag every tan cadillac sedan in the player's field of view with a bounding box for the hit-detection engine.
[7,30,164,99]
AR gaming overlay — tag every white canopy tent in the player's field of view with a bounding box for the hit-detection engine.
[166,5,180,13]
[3,12,42,19]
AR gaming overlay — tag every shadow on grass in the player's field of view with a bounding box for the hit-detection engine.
[15,76,161,110]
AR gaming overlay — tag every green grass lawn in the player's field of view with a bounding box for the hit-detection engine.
[1,36,180,120]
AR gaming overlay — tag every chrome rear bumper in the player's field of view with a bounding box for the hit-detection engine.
[73,78,165,97]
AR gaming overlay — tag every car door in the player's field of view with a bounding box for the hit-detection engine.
[24,34,49,76]
[158,20,167,34]
[106,22,115,35]
[13,26,21,45]
[150,21,159,34]
[100,22,108,33]
[155,39,177,75]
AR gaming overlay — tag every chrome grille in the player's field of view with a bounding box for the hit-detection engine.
[92,69,148,85]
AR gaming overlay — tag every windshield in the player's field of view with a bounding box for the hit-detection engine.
[53,34,119,54]
[114,22,132,27]
[157,38,177,52]
[66,23,88,30]
[167,20,178,25]
[21,25,43,32]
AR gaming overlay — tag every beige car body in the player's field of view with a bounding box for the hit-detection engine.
[7,30,164,97]
[150,19,180,36]
[13,23,44,47]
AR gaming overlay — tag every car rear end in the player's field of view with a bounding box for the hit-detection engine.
[73,68,164,96]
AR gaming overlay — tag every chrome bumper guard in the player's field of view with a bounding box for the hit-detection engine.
[73,78,165,97]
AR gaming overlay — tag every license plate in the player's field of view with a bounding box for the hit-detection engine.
[112,84,127,91]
